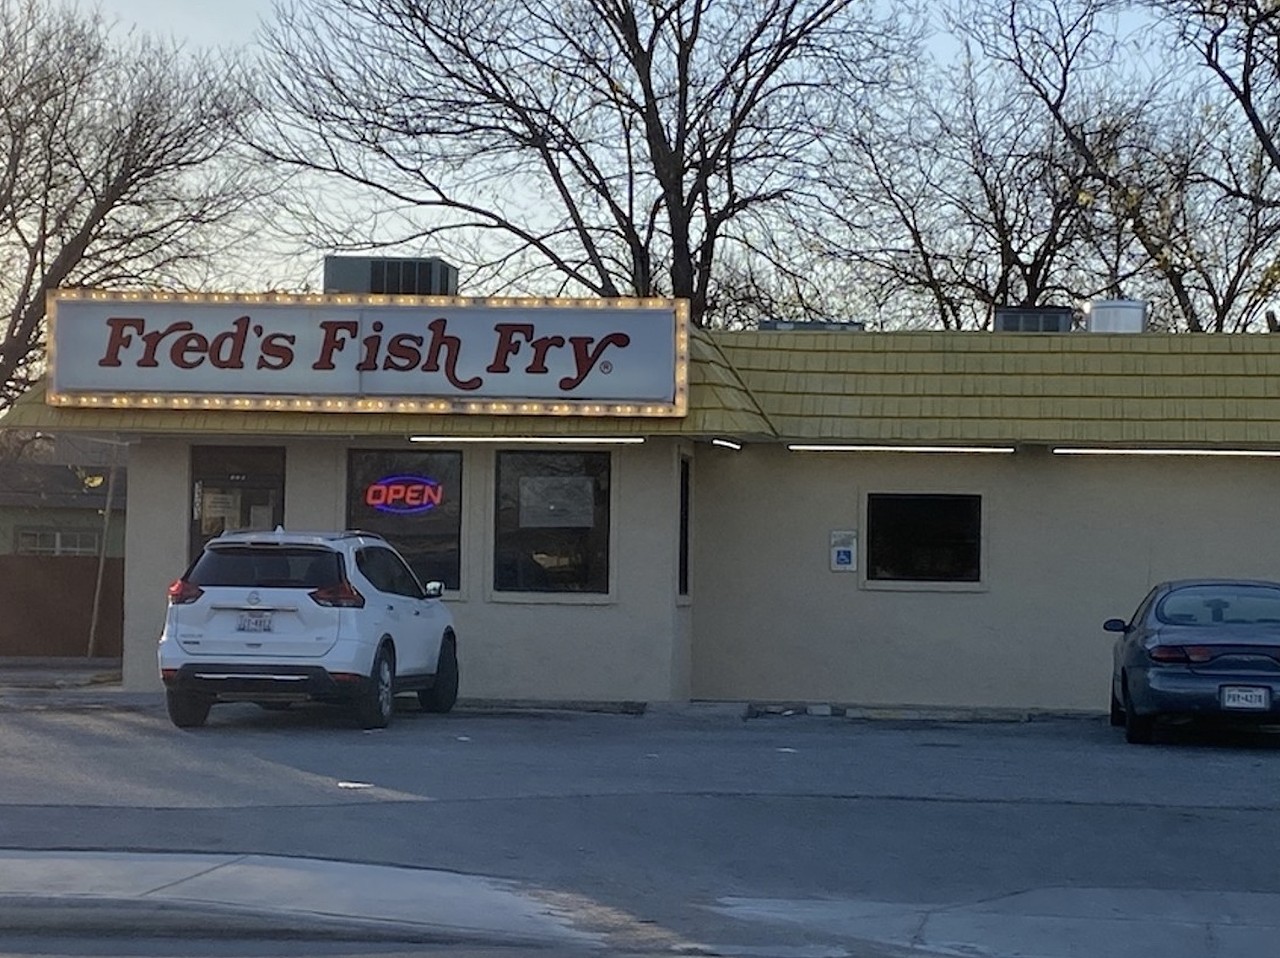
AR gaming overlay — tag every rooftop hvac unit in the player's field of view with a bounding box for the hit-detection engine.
[323,255,459,296]
[993,306,1074,333]
[1086,299,1146,333]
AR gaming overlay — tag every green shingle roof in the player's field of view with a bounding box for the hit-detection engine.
[11,328,1280,446]
[718,331,1280,446]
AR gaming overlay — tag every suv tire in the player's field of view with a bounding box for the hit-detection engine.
[166,690,211,729]
[356,645,395,729]
[418,637,459,714]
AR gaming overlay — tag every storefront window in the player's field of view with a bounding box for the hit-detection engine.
[866,493,981,582]
[347,450,462,591]
[494,451,610,593]
[190,447,285,562]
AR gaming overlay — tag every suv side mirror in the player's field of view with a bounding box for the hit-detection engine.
[424,580,445,599]
[1103,618,1129,633]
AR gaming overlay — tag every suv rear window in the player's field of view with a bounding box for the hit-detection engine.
[188,547,343,589]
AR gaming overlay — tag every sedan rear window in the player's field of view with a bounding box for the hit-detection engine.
[187,547,343,589]
[1156,584,1280,626]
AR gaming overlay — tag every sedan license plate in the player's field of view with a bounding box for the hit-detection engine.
[1221,686,1270,711]
[236,611,273,633]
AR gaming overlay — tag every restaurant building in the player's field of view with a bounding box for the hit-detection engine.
[8,287,1280,712]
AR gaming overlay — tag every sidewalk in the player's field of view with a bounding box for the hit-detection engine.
[0,657,160,712]
[0,849,596,947]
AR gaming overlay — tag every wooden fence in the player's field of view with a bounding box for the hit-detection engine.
[0,556,123,657]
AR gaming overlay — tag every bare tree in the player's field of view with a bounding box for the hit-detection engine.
[966,0,1280,332]
[818,30,1111,330]
[1156,1,1280,203]
[0,0,260,407]
[253,0,916,326]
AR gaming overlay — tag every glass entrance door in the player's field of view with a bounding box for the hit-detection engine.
[190,447,286,562]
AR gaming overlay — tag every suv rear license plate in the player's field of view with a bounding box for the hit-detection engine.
[1221,686,1270,711]
[237,611,273,633]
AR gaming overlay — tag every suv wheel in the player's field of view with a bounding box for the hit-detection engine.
[418,637,459,714]
[356,645,395,729]
[166,690,211,729]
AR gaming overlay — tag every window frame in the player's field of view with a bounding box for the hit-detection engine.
[15,528,101,557]
[860,491,988,593]
[346,448,464,593]
[487,448,617,603]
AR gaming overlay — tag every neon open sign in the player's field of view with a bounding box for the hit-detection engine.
[365,475,443,514]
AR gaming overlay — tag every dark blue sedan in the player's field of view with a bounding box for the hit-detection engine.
[1107,579,1280,744]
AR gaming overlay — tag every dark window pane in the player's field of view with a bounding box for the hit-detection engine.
[678,458,690,596]
[189,547,341,588]
[347,451,462,591]
[494,451,610,593]
[867,494,981,582]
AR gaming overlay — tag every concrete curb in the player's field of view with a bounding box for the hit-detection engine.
[748,702,1105,723]
[0,897,540,945]
[0,851,596,948]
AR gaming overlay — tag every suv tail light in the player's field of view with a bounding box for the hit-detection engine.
[309,580,365,608]
[167,579,204,605]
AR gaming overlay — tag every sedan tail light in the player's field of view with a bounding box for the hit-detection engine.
[1149,645,1215,664]
[309,580,365,608]
[166,579,204,605]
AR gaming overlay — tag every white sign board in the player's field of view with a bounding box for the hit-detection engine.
[48,292,689,416]
[830,530,857,572]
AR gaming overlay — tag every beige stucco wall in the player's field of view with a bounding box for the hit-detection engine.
[691,444,1280,711]
[120,436,691,701]
[121,439,190,690]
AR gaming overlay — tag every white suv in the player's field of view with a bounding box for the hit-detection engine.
[158,529,458,729]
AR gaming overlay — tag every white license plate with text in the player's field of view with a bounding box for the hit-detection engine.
[236,611,273,633]
[1220,686,1270,711]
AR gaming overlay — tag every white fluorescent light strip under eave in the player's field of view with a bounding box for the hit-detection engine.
[711,438,743,450]
[787,444,1015,454]
[1052,447,1280,457]
[409,436,645,444]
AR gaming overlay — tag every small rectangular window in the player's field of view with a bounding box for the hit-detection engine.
[16,529,100,556]
[866,494,981,582]
[494,451,610,593]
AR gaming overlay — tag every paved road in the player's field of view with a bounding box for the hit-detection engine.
[1,696,1278,956]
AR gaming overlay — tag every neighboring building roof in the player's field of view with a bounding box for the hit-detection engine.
[9,328,1280,446]
[0,462,126,510]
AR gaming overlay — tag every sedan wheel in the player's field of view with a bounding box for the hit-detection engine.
[356,646,395,729]
[1123,683,1156,745]
[1109,687,1124,727]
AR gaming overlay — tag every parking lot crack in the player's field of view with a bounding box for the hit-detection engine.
[138,855,249,898]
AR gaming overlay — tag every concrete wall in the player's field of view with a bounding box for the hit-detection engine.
[121,437,691,701]
[691,444,1280,711]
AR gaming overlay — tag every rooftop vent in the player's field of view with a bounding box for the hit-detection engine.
[1085,299,1146,333]
[758,319,866,332]
[993,306,1074,333]
[323,255,458,296]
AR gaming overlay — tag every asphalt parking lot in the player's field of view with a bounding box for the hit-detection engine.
[0,683,1278,956]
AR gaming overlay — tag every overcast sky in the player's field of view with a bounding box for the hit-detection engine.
[88,0,276,47]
